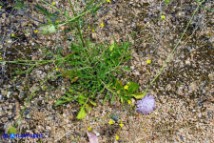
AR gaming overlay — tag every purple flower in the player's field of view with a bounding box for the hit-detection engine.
[136,94,156,115]
[87,132,99,143]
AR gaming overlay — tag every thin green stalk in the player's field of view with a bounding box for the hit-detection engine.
[0,60,53,65]
[0,55,68,64]
[58,1,104,27]
[100,80,117,96]
[144,0,205,94]
[40,0,63,14]
[69,0,85,47]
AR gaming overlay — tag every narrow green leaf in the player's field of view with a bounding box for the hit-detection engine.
[131,91,147,99]
[35,4,51,17]
[7,126,17,134]
[89,100,97,106]
[126,82,139,93]
[54,100,66,106]
[77,107,87,119]
[78,94,87,105]
[122,66,131,71]
[109,42,115,51]
[54,93,74,106]
[85,104,92,112]
[39,24,57,35]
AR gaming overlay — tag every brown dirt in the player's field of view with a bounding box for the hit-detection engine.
[0,0,213,142]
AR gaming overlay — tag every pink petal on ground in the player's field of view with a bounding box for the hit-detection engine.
[136,94,156,115]
[87,132,99,143]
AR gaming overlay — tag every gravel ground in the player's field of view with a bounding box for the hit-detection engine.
[0,0,213,142]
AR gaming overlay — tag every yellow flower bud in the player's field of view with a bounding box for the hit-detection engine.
[11,33,16,37]
[146,59,152,64]
[115,134,120,140]
[124,85,129,90]
[119,123,124,128]
[34,29,39,34]
[87,126,93,131]
[55,67,59,71]
[52,2,56,6]
[99,22,105,28]
[108,119,115,125]
[161,15,166,20]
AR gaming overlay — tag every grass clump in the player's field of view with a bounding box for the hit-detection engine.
[55,40,140,119]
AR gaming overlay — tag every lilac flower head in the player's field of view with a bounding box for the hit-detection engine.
[136,94,156,115]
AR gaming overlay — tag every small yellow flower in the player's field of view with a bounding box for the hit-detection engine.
[108,119,115,125]
[99,22,105,28]
[91,28,95,33]
[34,29,39,34]
[127,99,135,106]
[0,56,2,60]
[146,59,152,64]
[51,2,56,6]
[161,15,166,20]
[55,67,59,71]
[106,0,111,3]
[0,6,2,9]
[119,123,124,128]
[115,134,120,141]
[87,126,93,131]
[124,85,129,90]
[11,33,16,37]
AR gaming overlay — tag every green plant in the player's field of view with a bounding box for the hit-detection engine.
[54,40,140,119]
[37,0,103,36]
[38,0,143,118]
[164,0,171,5]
